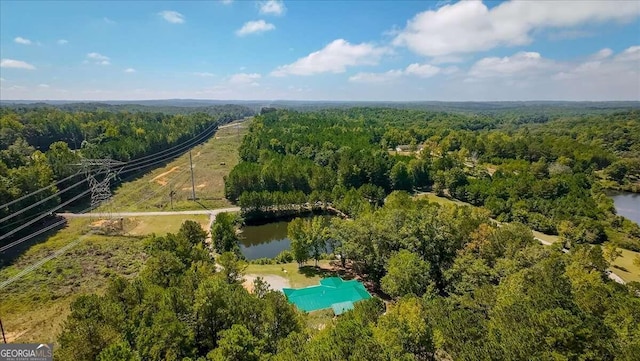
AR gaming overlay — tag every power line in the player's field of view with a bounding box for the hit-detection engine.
[0,177,88,224]
[0,117,233,256]
[0,189,91,243]
[0,171,82,210]
[0,118,249,289]
[0,155,195,253]
[0,121,221,210]
[0,122,220,226]
[0,154,198,289]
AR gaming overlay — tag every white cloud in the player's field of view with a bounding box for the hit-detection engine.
[158,10,185,24]
[87,52,109,61]
[86,52,111,65]
[405,63,440,77]
[393,0,640,57]
[554,45,640,80]
[615,45,640,62]
[193,72,215,77]
[221,0,233,4]
[14,37,32,45]
[228,73,261,84]
[592,48,613,60]
[0,77,5,82]
[350,63,441,83]
[272,39,389,76]
[124,68,136,73]
[38,84,50,88]
[0,59,36,70]
[236,20,276,36]
[103,17,116,24]
[259,0,285,15]
[57,39,69,45]
[468,51,555,78]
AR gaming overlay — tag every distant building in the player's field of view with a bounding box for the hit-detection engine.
[395,144,424,152]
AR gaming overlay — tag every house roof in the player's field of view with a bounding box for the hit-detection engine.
[283,277,371,313]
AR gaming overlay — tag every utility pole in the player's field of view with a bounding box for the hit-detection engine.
[1,317,6,343]
[169,184,175,210]
[189,151,196,201]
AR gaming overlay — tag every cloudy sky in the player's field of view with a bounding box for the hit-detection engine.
[1,0,639,101]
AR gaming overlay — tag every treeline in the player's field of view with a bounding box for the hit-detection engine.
[225,108,640,250]
[1,102,254,117]
[58,199,640,360]
[0,105,252,249]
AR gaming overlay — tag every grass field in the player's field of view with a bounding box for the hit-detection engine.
[245,260,333,288]
[415,192,470,207]
[102,119,248,212]
[124,214,210,236]
[0,218,148,343]
[611,248,640,283]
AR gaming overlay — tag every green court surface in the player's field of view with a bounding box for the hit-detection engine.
[283,277,372,313]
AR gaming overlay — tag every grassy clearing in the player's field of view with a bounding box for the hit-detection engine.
[124,214,210,236]
[611,248,640,283]
[0,220,147,343]
[531,230,559,244]
[103,119,249,212]
[416,192,470,207]
[245,260,333,288]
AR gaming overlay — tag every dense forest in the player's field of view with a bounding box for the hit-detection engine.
[225,108,640,250]
[57,198,640,360]
[0,105,253,249]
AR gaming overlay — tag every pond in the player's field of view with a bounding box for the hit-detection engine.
[609,191,640,226]
[238,215,334,260]
[239,220,291,260]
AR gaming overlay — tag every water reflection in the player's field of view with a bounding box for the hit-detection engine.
[609,191,640,225]
[239,221,291,260]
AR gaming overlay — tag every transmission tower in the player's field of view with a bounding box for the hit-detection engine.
[79,159,125,212]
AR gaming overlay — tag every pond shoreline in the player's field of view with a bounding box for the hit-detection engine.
[607,190,640,226]
[241,206,344,226]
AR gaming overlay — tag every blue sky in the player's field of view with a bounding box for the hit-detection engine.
[1,0,639,101]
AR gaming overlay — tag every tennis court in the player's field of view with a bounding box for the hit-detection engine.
[283,277,372,314]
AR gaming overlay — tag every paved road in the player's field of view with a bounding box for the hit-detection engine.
[58,207,241,218]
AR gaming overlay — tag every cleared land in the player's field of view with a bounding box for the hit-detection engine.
[0,218,147,343]
[103,119,248,212]
[611,248,640,283]
[245,261,333,289]
[0,120,249,343]
[124,214,210,236]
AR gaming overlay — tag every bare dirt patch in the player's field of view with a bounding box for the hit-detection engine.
[243,274,291,293]
[150,166,181,186]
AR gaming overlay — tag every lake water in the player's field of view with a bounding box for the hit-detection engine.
[609,191,640,225]
[239,221,291,260]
